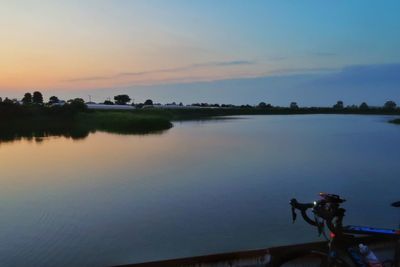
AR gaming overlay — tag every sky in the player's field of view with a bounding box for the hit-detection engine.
[1,1,399,104]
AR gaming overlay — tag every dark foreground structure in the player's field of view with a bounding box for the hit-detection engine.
[115,236,398,267]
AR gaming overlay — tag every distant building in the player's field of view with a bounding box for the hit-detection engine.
[50,100,66,106]
[86,103,136,110]
[150,104,201,109]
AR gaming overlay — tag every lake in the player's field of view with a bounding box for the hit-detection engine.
[1,115,400,267]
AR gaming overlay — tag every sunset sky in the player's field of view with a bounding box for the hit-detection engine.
[1,1,400,104]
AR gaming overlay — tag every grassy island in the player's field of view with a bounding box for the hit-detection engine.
[77,111,173,134]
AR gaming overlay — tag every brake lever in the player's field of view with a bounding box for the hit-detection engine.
[291,207,297,223]
[316,217,325,237]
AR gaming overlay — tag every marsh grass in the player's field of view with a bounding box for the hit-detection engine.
[76,111,173,134]
[0,110,173,143]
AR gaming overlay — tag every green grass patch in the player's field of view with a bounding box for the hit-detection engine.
[76,111,173,134]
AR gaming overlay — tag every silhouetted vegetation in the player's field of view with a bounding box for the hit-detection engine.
[33,91,43,104]
[103,100,114,105]
[22,93,33,105]
[144,99,153,106]
[359,102,369,110]
[258,102,267,108]
[0,92,172,143]
[384,100,397,110]
[126,100,400,127]
[290,102,299,110]
[114,95,131,105]
[77,112,172,134]
[1,92,400,143]
[333,100,344,110]
[389,119,400,125]
[49,96,60,104]
[67,98,87,112]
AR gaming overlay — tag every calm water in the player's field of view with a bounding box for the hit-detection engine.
[1,115,400,266]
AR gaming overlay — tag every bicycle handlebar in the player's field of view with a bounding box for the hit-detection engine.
[290,194,346,235]
[290,199,317,226]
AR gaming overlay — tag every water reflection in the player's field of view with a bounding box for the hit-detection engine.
[0,124,170,144]
[0,117,240,144]
[0,115,399,267]
[0,128,89,143]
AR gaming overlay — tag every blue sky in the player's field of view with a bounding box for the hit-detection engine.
[0,1,399,104]
[134,0,400,65]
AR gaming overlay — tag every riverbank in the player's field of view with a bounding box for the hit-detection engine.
[119,107,400,121]
[1,106,400,142]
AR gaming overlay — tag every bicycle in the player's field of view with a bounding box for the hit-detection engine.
[270,193,400,267]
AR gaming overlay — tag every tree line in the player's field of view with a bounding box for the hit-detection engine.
[0,91,398,112]
[0,91,87,120]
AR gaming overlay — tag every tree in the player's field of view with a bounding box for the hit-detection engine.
[258,102,267,108]
[67,98,87,111]
[114,95,131,105]
[22,93,33,105]
[348,105,358,109]
[68,98,85,104]
[3,98,14,104]
[49,96,60,104]
[135,103,144,109]
[359,102,369,110]
[144,99,153,106]
[290,102,299,109]
[384,100,396,110]
[32,91,43,104]
[0,97,2,103]
[103,100,114,105]
[333,101,344,109]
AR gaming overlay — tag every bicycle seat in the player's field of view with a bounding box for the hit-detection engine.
[391,201,400,208]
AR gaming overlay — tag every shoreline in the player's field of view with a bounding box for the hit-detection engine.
[1,108,399,143]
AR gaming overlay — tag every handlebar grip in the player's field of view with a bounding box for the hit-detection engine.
[290,199,314,210]
[290,199,318,226]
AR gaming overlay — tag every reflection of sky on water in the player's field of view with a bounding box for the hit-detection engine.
[0,115,400,266]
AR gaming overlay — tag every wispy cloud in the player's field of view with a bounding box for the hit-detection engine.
[214,60,254,66]
[262,66,339,76]
[268,56,288,61]
[310,52,337,57]
[67,76,112,82]
[64,60,255,83]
